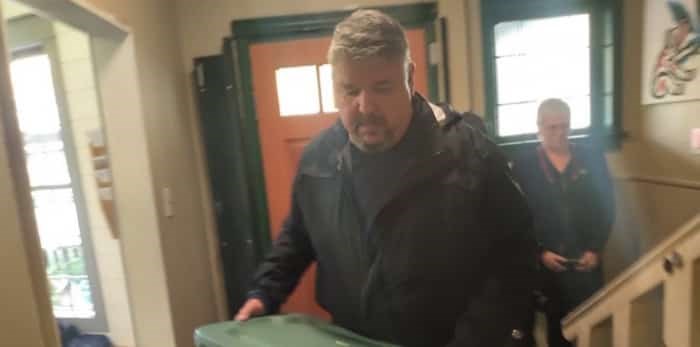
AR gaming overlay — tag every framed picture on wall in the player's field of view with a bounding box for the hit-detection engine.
[642,0,700,104]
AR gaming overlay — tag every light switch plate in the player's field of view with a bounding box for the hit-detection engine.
[162,187,174,218]
[429,41,442,65]
[691,128,700,154]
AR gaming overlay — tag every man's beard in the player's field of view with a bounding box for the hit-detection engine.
[350,114,393,153]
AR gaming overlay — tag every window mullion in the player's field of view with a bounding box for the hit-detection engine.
[31,184,73,192]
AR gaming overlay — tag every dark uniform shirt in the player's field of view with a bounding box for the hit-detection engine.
[350,110,422,226]
[536,146,583,257]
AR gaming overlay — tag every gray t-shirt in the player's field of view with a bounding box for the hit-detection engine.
[350,113,421,224]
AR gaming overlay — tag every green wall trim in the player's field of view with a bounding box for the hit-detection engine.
[231,3,437,41]
[226,38,273,255]
[424,19,439,102]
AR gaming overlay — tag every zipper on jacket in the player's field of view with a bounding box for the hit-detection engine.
[359,149,453,319]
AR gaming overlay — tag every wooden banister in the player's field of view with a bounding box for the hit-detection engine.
[562,212,700,347]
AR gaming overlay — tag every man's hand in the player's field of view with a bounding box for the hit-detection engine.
[234,298,266,321]
[541,251,567,272]
[576,251,599,272]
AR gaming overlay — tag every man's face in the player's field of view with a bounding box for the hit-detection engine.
[538,111,571,151]
[332,56,415,152]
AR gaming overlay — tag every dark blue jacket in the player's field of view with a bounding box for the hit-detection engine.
[512,144,615,258]
[249,95,537,347]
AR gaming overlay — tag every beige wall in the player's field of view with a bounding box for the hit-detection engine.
[91,33,177,347]
[82,0,225,346]
[83,0,224,346]
[53,22,134,346]
[601,0,700,278]
[611,0,700,182]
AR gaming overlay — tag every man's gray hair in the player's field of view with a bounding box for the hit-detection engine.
[537,98,571,124]
[328,9,411,66]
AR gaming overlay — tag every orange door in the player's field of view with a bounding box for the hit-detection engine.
[250,29,428,319]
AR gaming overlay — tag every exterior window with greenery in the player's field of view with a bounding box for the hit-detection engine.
[10,40,106,331]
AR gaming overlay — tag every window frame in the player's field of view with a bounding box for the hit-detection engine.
[481,0,624,149]
[9,17,107,332]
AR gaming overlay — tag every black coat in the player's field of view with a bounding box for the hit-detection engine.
[249,96,537,347]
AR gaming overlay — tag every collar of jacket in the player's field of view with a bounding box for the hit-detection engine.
[536,144,586,183]
[298,93,460,179]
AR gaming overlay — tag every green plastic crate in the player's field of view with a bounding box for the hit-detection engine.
[194,314,399,347]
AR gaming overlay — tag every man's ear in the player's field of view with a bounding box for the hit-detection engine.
[406,61,416,94]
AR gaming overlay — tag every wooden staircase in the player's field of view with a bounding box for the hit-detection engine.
[562,213,700,347]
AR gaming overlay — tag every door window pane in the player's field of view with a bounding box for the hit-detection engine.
[10,54,62,135]
[33,189,82,253]
[275,65,321,116]
[24,139,72,187]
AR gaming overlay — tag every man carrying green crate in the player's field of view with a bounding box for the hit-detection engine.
[235,9,537,347]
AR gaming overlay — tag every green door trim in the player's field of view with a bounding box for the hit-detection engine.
[231,3,437,42]
[229,3,439,253]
